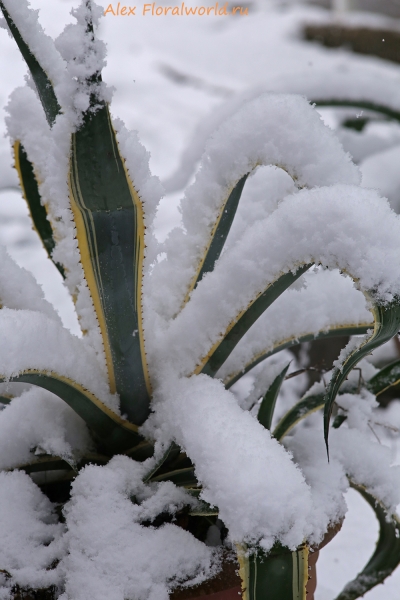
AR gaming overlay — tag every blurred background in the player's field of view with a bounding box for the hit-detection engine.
[1,1,400,598]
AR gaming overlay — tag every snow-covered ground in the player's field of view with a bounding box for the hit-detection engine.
[1,0,400,597]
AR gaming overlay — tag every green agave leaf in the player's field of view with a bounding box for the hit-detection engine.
[257,362,291,431]
[189,497,218,517]
[14,141,65,278]
[183,174,249,304]
[238,544,309,600]
[334,483,400,600]
[0,396,12,405]
[151,466,198,487]
[313,99,400,124]
[224,324,370,389]
[324,297,400,452]
[198,264,312,378]
[11,452,109,475]
[367,358,400,396]
[273,394,325,441]
[70,103,151,425]
[0,370,144,454]
[0,1,61,126]
[142,443,180,483]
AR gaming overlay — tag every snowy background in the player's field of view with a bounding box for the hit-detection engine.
[1,0,400,598]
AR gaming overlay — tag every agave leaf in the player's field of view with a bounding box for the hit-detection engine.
[237,544,309,600]
[142,443,180,483]
[150,467,198,488]
[189,497,218,517]
[324,297,400,452]
[12,452,109,475]
[183,174,249,304]
[273,394,325,441]
[223,324,371,389]
[0,396,12,405]
[13,141,65,278]
[334,483,400,600]
[313,99,400,123]
[0,1,61,126]
[198,264,312,377]
[0,370,143,453]
[70,100,151,425]
[367,358,400,396]
[257,362,291,431]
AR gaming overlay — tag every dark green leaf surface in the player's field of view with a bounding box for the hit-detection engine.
[142,443,180,483]
[14,141,65,278]
[70,103,151,425]
[224,325,370,389]
[150,467,198,487]
[273,394,325,441]
[334,483,400,600]
[199,264,312,377]
[257,362,290,431]
[0,371,143,453]
[239,545,309,600]
[367,358,400,396]
[313,99,400,123]
[0,396,12,405]
[193,174,248,289]
[0,1,61,126]
[324,297,400,452]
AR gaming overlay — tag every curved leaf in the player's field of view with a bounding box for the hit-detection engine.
[0,1,61,126]
[0,370,144,453]
[223,324,370,389]
[142,443,180,483]
[313,99,400,123]
[367,358,400,396]
[257,362,291,431]
[70,103,151,426]
[238,544,309,600]
[324,297,400,453]
[14,141,65,278]
[273,394,325,441]
[150,467,198,488]
[183,174,249,304]
[198,264,312,377]
[10,453,109,475]
[0,396,12,406]
[334,483,400,600]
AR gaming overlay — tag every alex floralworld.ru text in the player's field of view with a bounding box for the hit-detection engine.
[104,2,249,16]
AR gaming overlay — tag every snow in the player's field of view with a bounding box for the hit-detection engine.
[0,0,400,599]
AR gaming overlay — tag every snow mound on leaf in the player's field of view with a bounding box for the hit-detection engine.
[149,92,359,321]
[0,471,64,594]
[0,308,118,412]
[0,387,91,470]
[59,456,217,600]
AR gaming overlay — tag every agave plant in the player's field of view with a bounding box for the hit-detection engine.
[1,2,400,600]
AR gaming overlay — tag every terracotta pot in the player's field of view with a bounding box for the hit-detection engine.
[171,521,343,600]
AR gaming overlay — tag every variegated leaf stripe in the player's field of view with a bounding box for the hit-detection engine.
[196,265,312,377]
[367,358,400,396]
[273,394,325,441]
[13,141,65,278]
[182,174,249,306]
[0,1,61,126]
[0,370,143,453]
[238,544,309,600]
[69,104,151,425]
[324,296,400,452]
[223,324,371,389]
[257,362,291,431]
[334,482,400,600]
